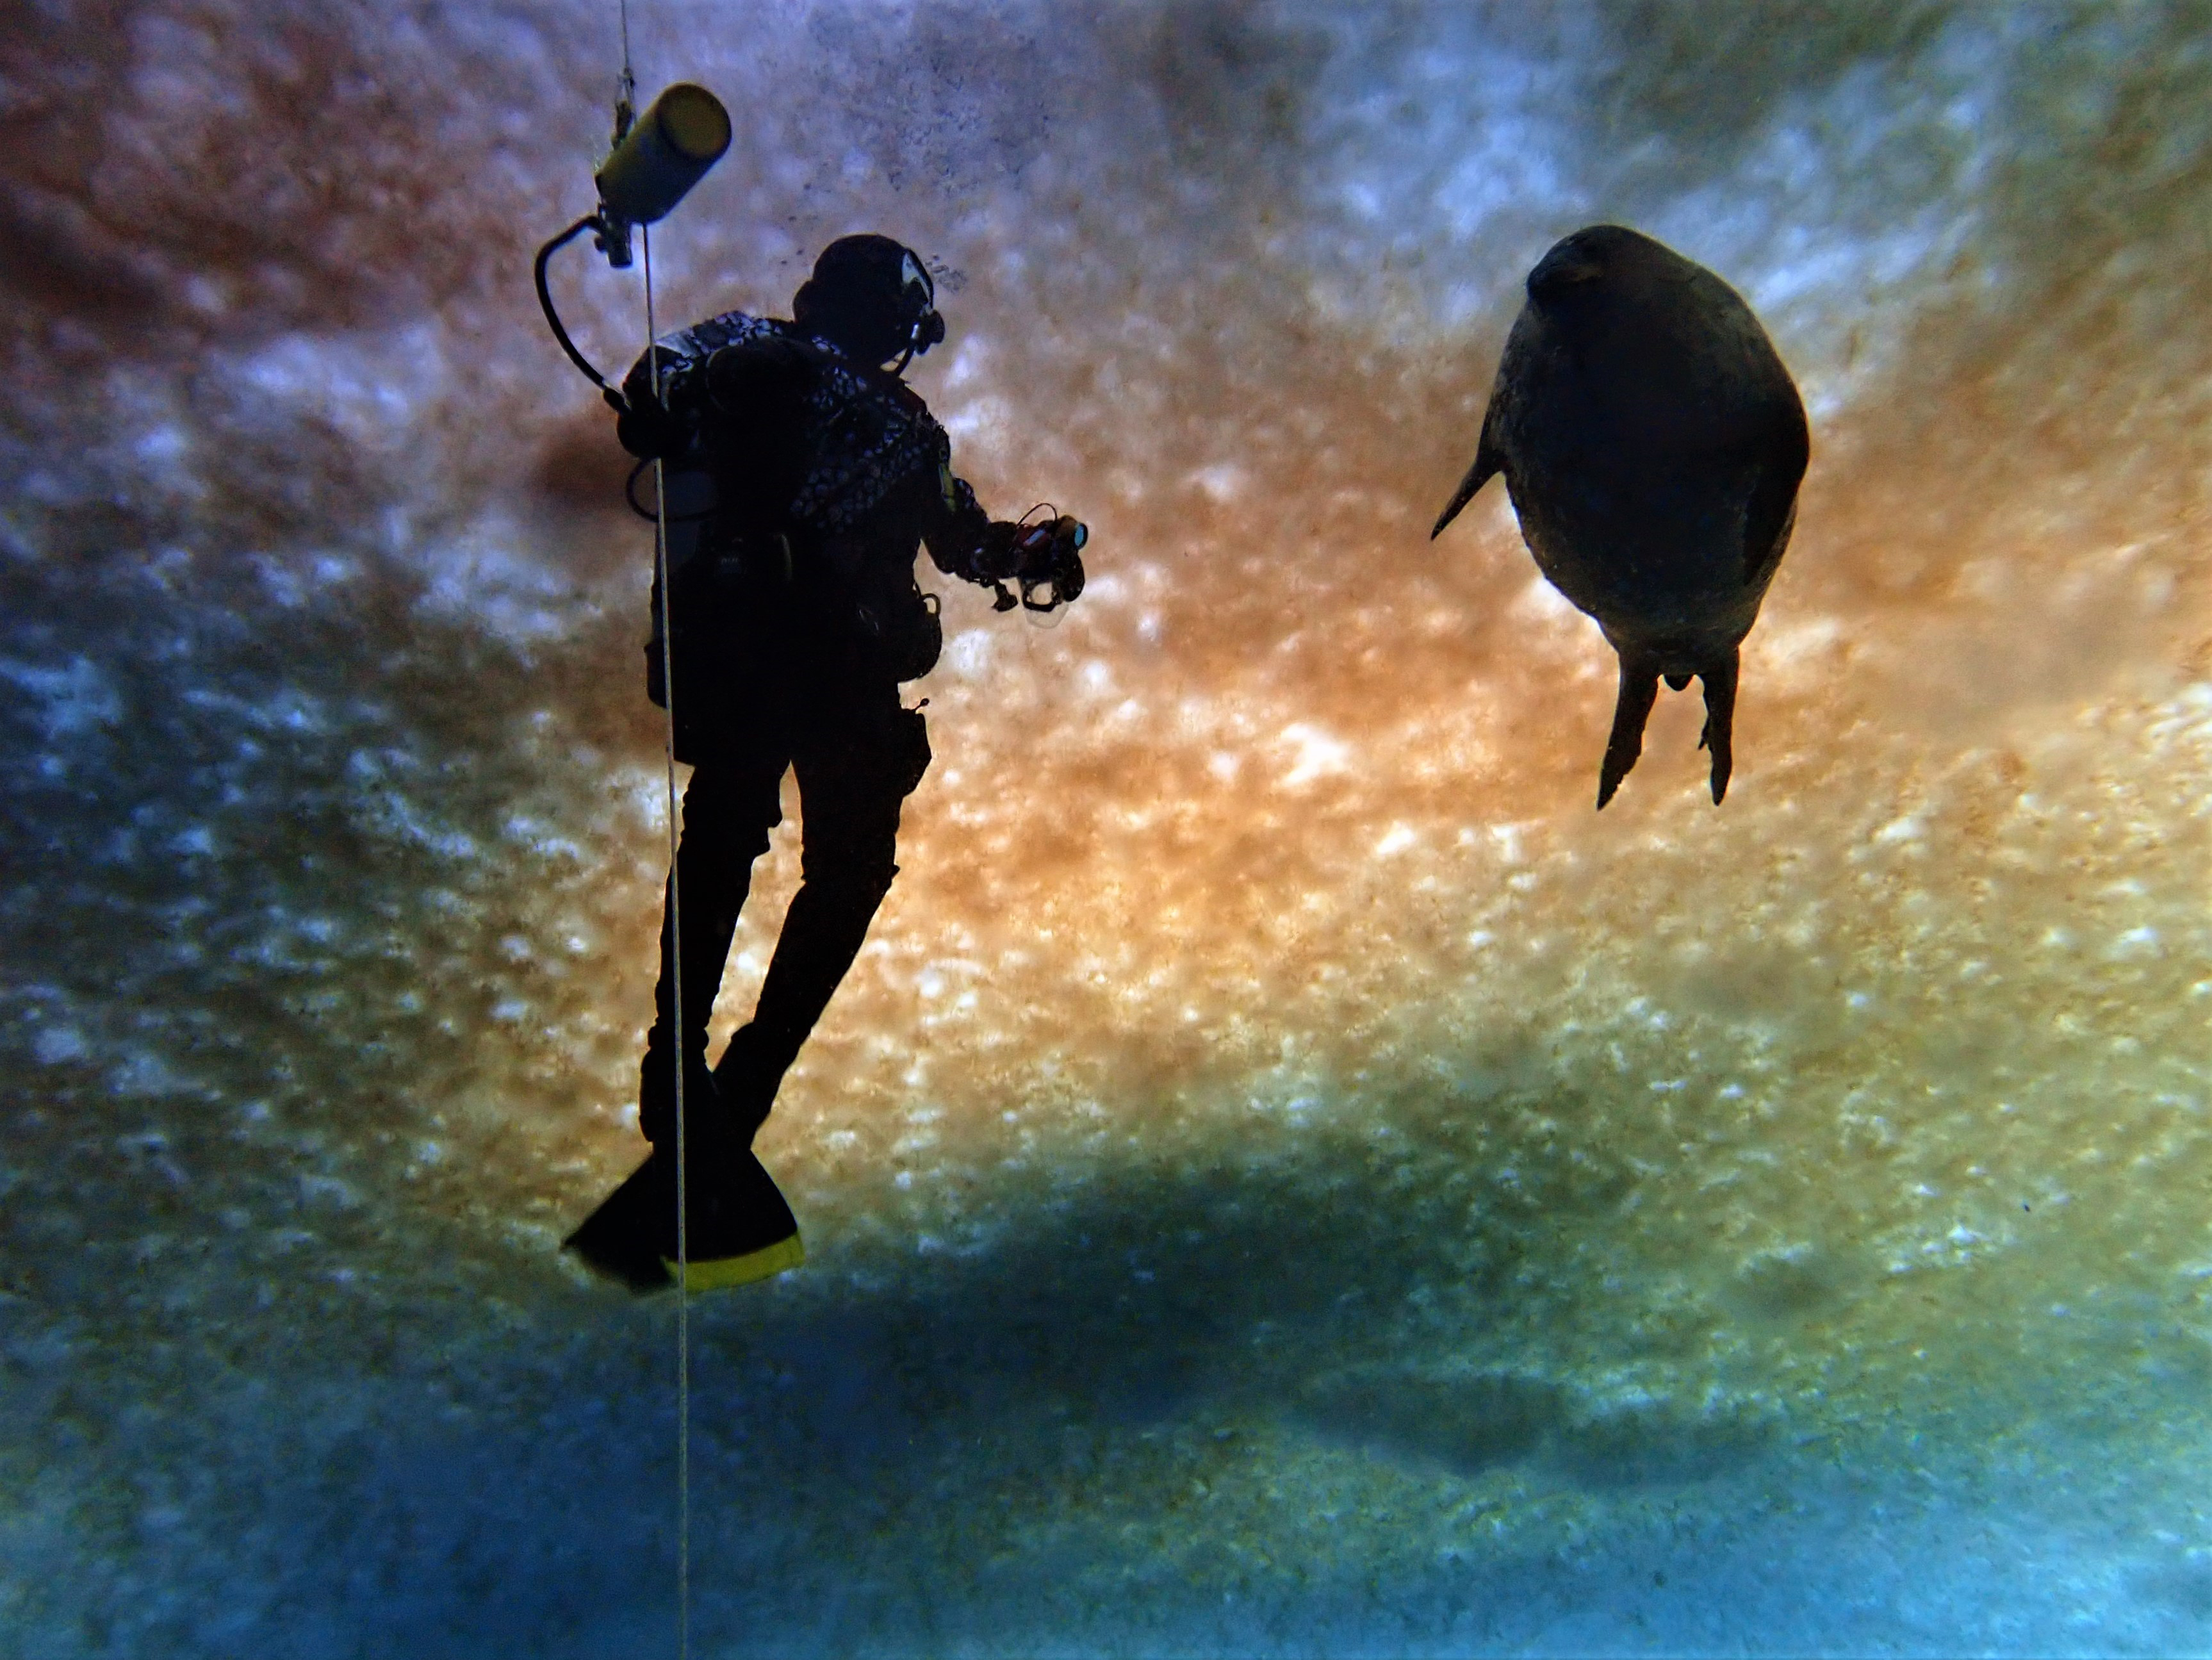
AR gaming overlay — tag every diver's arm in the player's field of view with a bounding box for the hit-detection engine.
[921,469,1003,585]
[922,469,1077,583]
[923,470,1088,612]
[616,393,685,461]
[614,310,773,459]
[614,349,701,460]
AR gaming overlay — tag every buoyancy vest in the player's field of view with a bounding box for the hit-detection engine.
[629,312,949,686]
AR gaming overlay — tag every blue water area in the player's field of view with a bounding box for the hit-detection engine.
[3,0,2210,1654]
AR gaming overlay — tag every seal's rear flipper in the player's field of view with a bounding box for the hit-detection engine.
[1696,649,1739,804]
[564,1147,803,1296]
[1597,653,1660,809]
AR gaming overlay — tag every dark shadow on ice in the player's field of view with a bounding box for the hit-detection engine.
[1293,1363,1776,1489]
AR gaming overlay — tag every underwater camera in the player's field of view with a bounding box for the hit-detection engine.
[988,509,1088,614]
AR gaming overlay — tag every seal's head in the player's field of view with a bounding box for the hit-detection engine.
[1525,223,1691,307]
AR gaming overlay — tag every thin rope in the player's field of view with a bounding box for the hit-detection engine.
[618,5,692,1652]
[618,0,637,115]
[643,220,694,1660]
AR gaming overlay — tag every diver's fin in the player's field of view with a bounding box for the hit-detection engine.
[670,1229,804,1294]
[564,1145,803,1296]
[666,1147,803,1292]
[1431,423,1504,539]
[1598,652,1661,809]
[564,1156,676,1292]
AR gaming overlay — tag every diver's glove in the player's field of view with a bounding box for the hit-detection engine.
[978,513,1087,612]
[612,386,688,461]
[612,354,719,459]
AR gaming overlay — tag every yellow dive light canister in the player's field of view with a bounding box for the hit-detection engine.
[595,83,732,228]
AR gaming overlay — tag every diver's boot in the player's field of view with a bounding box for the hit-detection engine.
[564,1058,803,1294]
[562,1053,724,1292]
[635,1044,720,1150]
[710,1023,782,1147]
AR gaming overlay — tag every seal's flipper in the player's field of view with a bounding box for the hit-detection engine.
[1431,424,1505,540]
[564,1146,803,1296]
[1696,650,1739,804]
[1598,653,1660,809]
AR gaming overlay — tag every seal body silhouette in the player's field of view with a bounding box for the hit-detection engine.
[1432,224,1809,807]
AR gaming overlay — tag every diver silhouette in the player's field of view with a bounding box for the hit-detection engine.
[568,234,1087,1292]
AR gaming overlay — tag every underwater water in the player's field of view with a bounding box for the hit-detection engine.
[3,0,2209,1652]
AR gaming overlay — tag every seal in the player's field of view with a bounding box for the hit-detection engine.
[1432,224,1810,807]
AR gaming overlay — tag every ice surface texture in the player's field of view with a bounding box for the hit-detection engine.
[1,1,2208,1654]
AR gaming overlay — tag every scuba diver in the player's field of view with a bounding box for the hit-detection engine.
[566,234,1088,1292]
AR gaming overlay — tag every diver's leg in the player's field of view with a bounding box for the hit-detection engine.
[639,753,786,1146]
[717,693,930,1140]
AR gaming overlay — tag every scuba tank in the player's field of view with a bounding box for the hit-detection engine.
[533,81,732,393]
[592,83,732,269]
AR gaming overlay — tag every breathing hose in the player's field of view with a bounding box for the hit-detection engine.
[535,215,622,400]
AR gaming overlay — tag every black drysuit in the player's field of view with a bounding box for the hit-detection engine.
[619,311,1003,1144]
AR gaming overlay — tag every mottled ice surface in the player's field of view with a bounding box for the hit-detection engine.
[3,2,2209,1654]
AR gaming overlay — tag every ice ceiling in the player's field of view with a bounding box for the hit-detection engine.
[2,2,2208,1654]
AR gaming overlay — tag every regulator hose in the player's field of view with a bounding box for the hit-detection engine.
[534,215,621,400]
